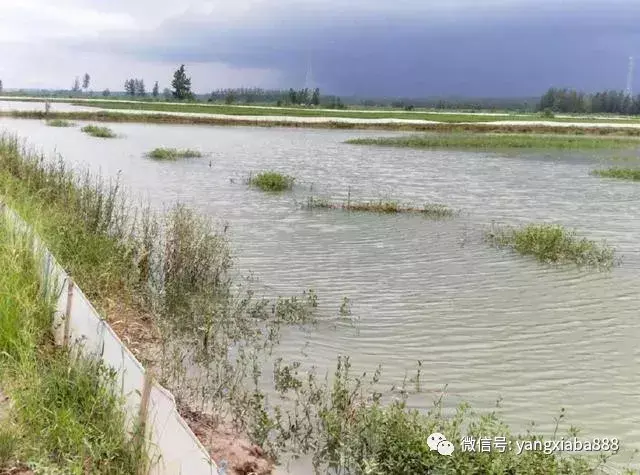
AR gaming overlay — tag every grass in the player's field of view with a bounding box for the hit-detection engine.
[81,124,117,138]
[0,217,144,473]
[8,110,640,135]
[45,119,74,127]
[248,171,295,192]
[592,167,640,181]
[346,133,640,150]
[306,197,457,217]
[146,147,202,160]
[485,223,618,268]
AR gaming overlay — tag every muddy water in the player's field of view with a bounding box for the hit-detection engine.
[1,116,639,471]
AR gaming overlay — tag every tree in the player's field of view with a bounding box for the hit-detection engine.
[102,89,110,97]
[124,79,136,96]
[152,81,159,98]
[288,88,297,104]
[0,80,3,94]
[311,88,320,106]
[163,88,172,100]
[171,64,192,100]
[82,73,91,91]
[134,79,146,96]
[72,76,81,93]
[225,92,236,104]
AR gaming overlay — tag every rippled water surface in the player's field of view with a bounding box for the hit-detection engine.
[1,117,639,471]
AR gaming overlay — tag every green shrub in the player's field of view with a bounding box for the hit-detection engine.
[146,147,202,160]
[46,119,74,127]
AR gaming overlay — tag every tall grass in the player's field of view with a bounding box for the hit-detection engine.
[592,167,640,181]
[248,171,295,192]
[146,147,202,160]
[0,218,143,473]
[81,124,117,138]
[485,223,618,268]
[346,133,640,150]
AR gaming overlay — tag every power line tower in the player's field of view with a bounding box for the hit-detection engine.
[626,56,635,97]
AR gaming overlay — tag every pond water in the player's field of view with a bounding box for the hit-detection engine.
[1,116,639,472]
[0,99,99,113]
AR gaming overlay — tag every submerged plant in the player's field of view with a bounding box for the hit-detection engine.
[485,223,618,268]
[248,171,295,192]
[81,124,117,138]
[306,196,457,217]
[146,147,202,160]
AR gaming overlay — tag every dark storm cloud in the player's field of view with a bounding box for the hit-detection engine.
[69,0,640,96]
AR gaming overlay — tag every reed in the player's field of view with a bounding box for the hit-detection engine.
[591,167,640,181]
[81,124,116,138]
[146,147,202,160]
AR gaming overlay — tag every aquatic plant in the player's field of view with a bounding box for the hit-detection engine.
[591,167,640,181]
[81,124,117,138]
[306,196,457,217]
[485,223,617,268]
[45,119,74,127]
[146,147,202,160]
[248,171,295,192]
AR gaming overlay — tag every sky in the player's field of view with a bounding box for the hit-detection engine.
[1,0,639,97]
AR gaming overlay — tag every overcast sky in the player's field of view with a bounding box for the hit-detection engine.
[1,0,639,97]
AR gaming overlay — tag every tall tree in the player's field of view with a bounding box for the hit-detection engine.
[134,79,146,96]
[0,80,3,94]
[311,88,320,106]
[171,64,192,100]
[82,73,91,91]
[72,76,81,93]
[102,89,110,97]
[152,81,159,98]
[124,79,136,96]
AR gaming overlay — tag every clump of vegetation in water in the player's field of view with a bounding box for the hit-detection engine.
[306,197,456,217]
[248,171,295,192]
[146,147,202,160]
[81,124,117,138]
[592,167,640,181]
[485,223,617,268]
[46,119,75,127]
[346,133,640,150]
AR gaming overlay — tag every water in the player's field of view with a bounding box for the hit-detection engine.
[0,99,100,112]
[1,116,639,471]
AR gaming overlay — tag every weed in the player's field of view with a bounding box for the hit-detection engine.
[81,125,117,138]
[248,171,295,192]
[146,147,202,160]
[306,196,457,217]
[45,119,74,127]
[485,223,618,268]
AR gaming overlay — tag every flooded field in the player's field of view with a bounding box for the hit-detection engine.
[1,116,639,471]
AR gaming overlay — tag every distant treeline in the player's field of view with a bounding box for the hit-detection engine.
[207,87,346,108]
[538,88,640,115]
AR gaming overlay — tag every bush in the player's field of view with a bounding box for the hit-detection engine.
[248,171,295,192]
[81,125,116,138]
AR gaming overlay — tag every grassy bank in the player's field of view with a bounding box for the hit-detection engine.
[592,167,640,181]
[485,223,617,268]
[248,171,295,192]
[146,147,202,160]
[0,217,143,473]
[307,197,457,217]
[0,134,629,474]
[6,110,640,135]
[346,133,640,150]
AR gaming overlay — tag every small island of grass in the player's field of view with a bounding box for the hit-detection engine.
[146,147,203,160]
[306,197,456,217]
[248,171,295,192]
[46,119,75,127]
[485,223,617,268]
[591,167,640,181]
[346,133,640,150]
[81,125,117,138]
